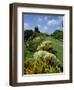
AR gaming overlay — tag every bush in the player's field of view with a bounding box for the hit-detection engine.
[24,30,33,41]
[51,30,63,40]
[24,59,34,74]
[26,36,44,52]
[33,50,56,61]
[24,58,44,74]
[33,36,44,43]
[37,41,53,51]
[24,50,62,74]
[45,65,61,73]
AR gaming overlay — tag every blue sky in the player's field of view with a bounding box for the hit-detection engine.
[23,14,63,34]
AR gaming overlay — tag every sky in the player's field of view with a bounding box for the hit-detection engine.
[23,14,63,34]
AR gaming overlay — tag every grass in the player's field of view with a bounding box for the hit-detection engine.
[45,36,63,65]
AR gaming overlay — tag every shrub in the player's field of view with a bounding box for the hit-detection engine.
[24,59,34,74]
[24,51,62,74]
[51,30,63,40]
[33,50,58,65]
[26,36,44,52]
[33,36,44,43]
[37,41,53,51]
[45,65,61,73]
[24,30,33,41]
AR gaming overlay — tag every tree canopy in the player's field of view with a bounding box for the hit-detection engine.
[51,30,63,40]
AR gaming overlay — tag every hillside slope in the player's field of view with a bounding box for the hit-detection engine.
[24,30,63,74]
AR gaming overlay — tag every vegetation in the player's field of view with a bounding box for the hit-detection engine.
[24,27,63,74]
[51,30,63,40]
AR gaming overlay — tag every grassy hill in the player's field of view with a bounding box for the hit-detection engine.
[45,36,63,64]
[24,30,63,74]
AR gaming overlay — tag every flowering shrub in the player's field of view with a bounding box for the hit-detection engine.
[33,50,57,62]
[37,41,53,51]
[33,36,43,42]
[32,36,44,46]
[24,50,61,74]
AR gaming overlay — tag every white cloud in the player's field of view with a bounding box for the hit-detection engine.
[38,24,41,28]
[47,16,63,26]
[24,23,29,29]
[47,19,59,26]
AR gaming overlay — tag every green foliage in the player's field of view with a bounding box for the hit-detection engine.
[24,51,61,74]
[51,30,63,40]
[24,30,34,41]
[37,41,53,51]
[37,40,57,55]
[33,50,57,62]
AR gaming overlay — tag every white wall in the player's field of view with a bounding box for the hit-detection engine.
[0,0,74,90]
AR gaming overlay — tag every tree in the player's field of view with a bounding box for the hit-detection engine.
[24,30,33,41]
[34,26,40,33]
